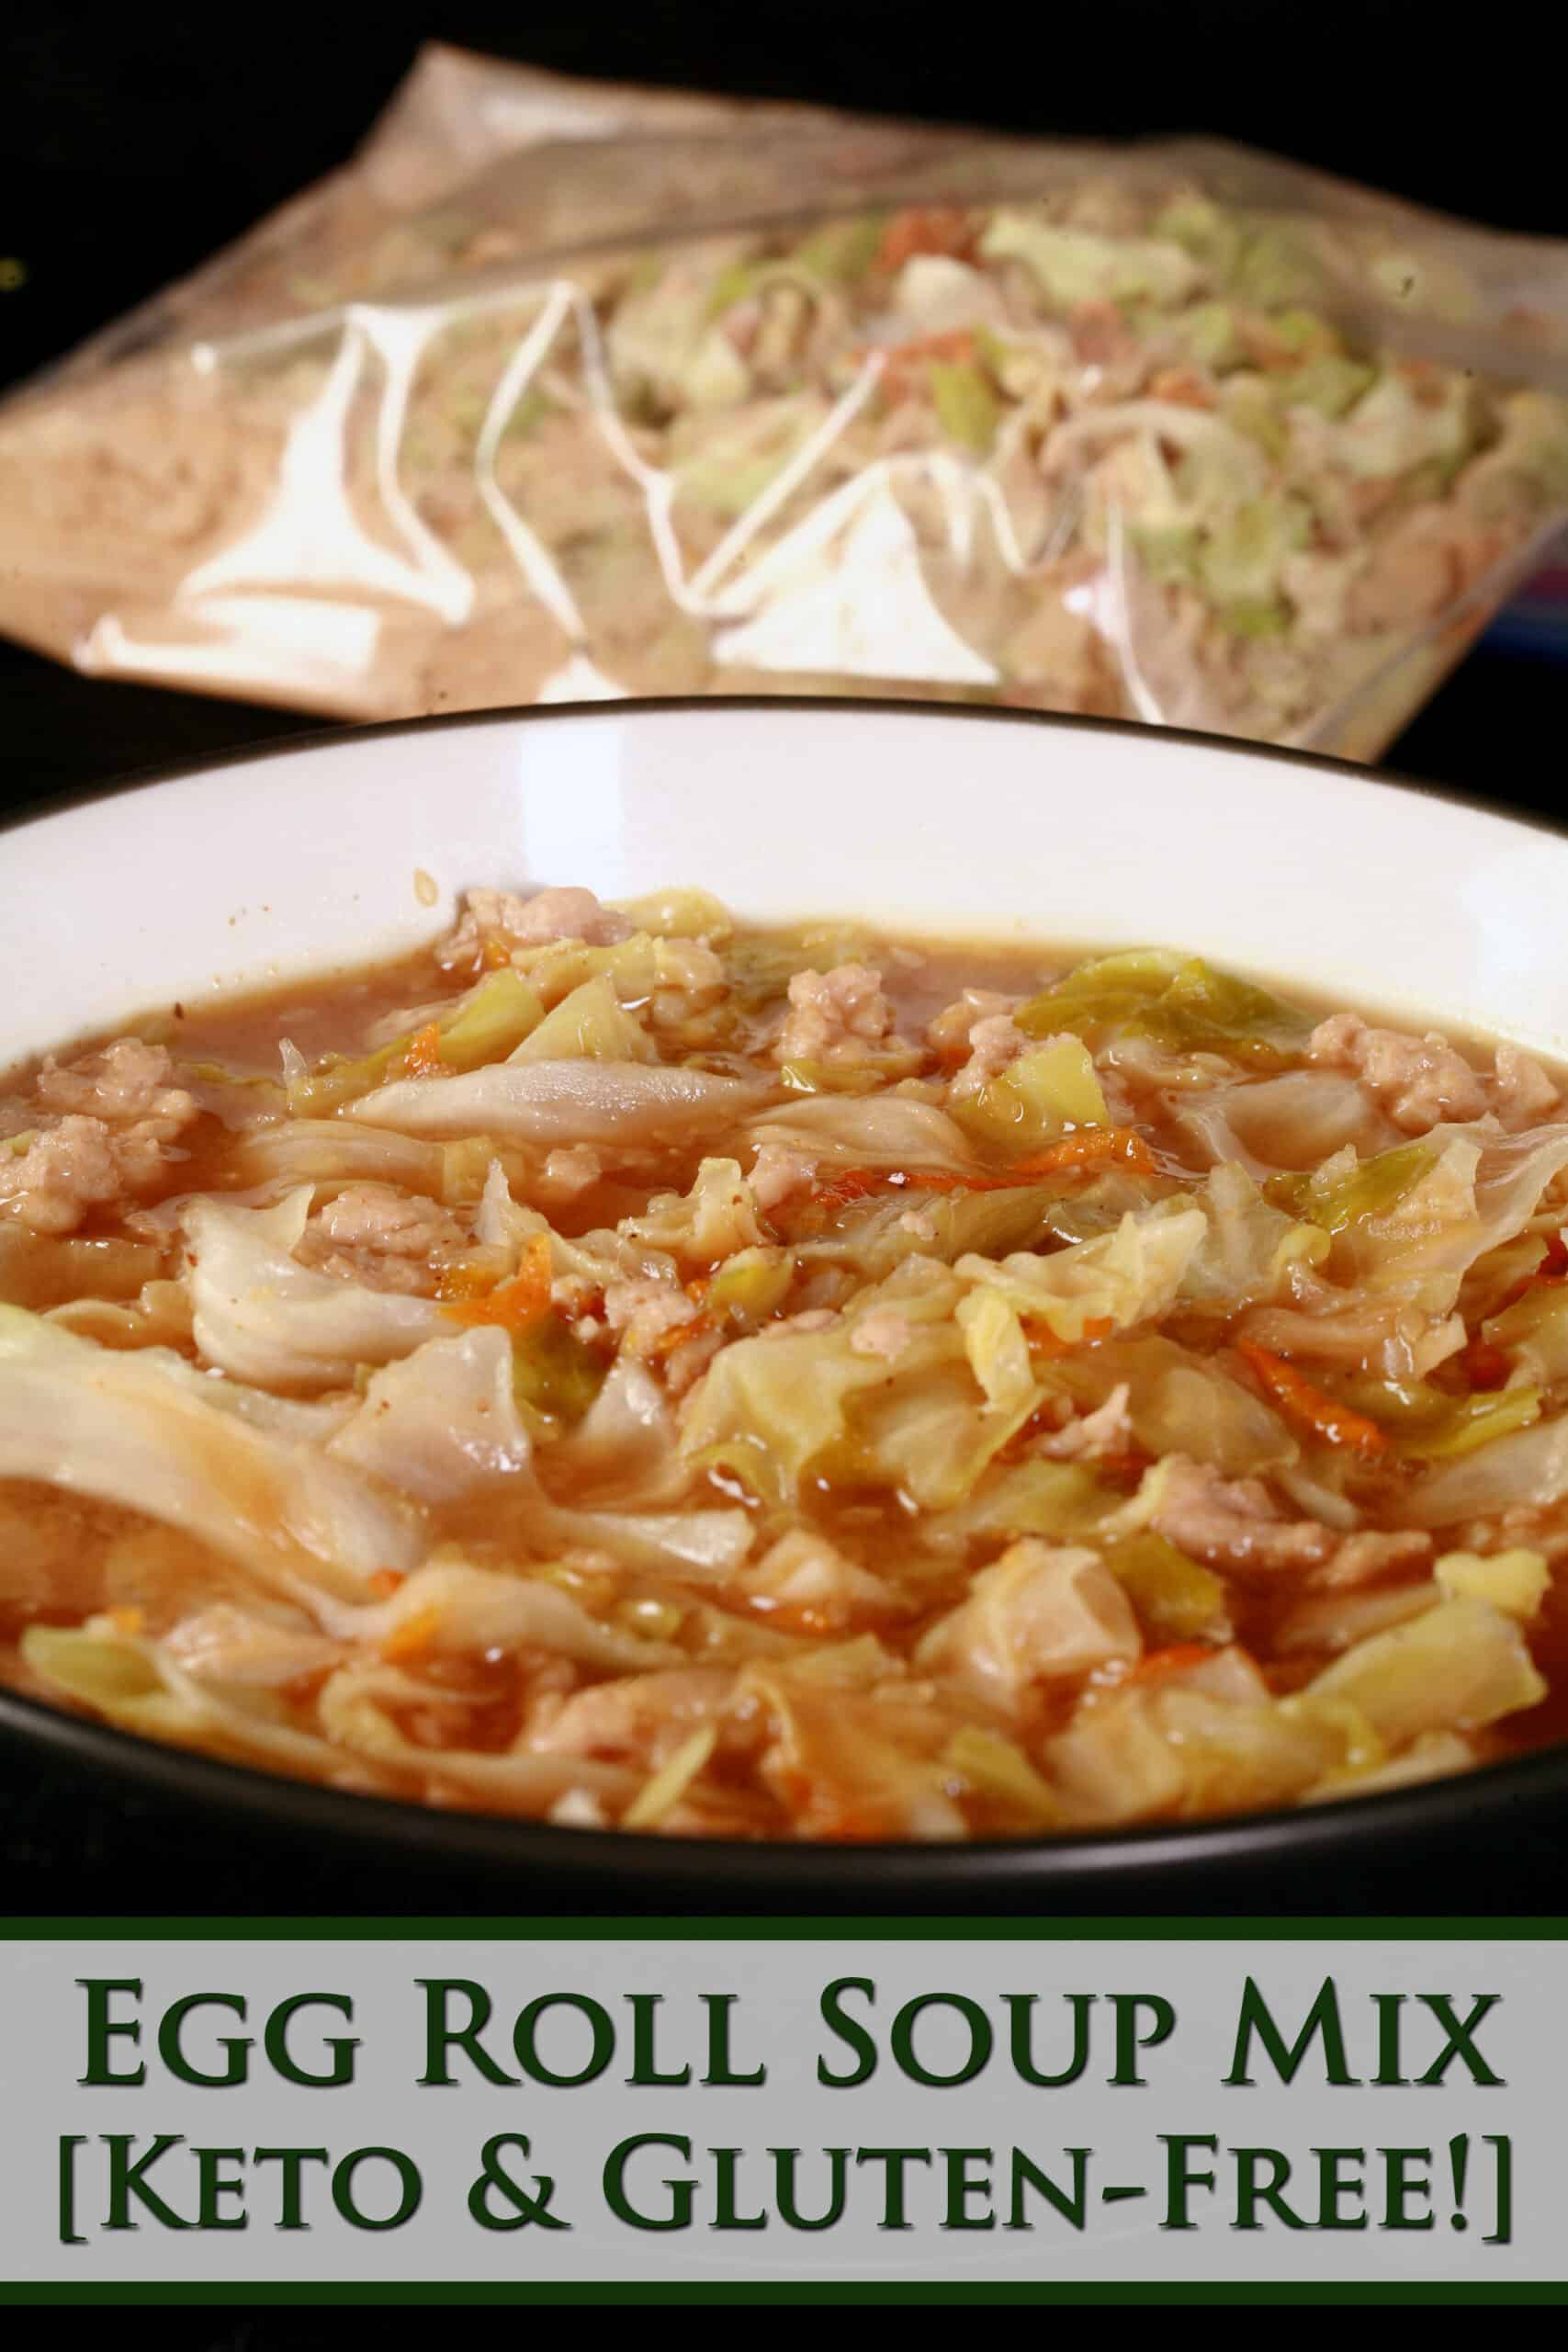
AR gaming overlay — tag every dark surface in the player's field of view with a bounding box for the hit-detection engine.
[11,1658,1568,1918]
[3,11,1568,1915]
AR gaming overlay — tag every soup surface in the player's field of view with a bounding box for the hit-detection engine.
[5,880,1568,1843]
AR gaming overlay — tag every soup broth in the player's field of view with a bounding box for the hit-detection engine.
[4,879,1566,1842]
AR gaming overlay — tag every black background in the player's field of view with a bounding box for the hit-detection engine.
[3,6,1568,1931]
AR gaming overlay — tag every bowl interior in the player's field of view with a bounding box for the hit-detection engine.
[5,698,1568,1894]
[4,700,1566,1067]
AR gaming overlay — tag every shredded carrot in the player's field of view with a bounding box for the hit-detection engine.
[809,1129,1156,1216]
[1397,356,1448,402]
[107,1605,145,1636]
[443,1232,552,1332]
[1235,1340,1389,1457]
[874,325,978,399]
[896,327,976,365]
[381,1606,442,1664]
[402,1021,446,1078]
[1460,1338,1512,1393]
[1022,1314,1113,1360]
[1096,1444,1156,1492]
[1122,1643,1218,1688]
[874,209,976,275]
[809,1168,909,1214]
[367,1569,406,1600]
[888,1165,991,1194]
[755,1600,851,1640]
[1145,366,1218,410]
[481,935,513,970]
[646,1307,719,1362]
[1007,1128,1158,1179]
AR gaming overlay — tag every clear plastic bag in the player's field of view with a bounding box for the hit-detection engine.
[27,46,906,394]
[4,46,1567,759]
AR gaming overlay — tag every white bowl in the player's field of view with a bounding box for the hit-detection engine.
[5,697,1566,1069]
[6,697,1568,1906]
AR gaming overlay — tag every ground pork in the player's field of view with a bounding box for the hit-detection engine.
[537,1146,603,1202]
[1,1115,175,1235]
[34,1036,194,1125]
[750,1140,818,1211]
[949,1013,1032,1102]
[295,1184,466,1295]
[1310,1013,1561,1138]
[603,1274,700,1355]
[1307,1012,1487,1134]
[849,1307,916,1362]
[774,963,899,1066]
[1040,1383,1134,1461]
[1345,508,1505,633]
[926,988,1019,1060]
[436,884,634,969]
[1455,1504,1568,1566]
[0,1038,198,1235]
[1489,1042,1561,1131]
[1139,1454,1430,1586]
[758,1307,840,1340]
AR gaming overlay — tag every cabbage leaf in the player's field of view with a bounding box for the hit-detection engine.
[0,1305,420,1601]
[184,1190,445,1391]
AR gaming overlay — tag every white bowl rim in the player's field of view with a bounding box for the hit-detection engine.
[6,688,1562,855]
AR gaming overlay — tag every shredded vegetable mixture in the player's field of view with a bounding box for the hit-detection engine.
[5,882,1568,1843]
[391,191,1568,741]
[8,181,1567,751]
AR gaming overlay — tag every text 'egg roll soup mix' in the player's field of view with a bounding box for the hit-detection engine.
[6,880,1568,1843]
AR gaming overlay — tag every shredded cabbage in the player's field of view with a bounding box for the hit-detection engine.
[13,882,1568,1846]
[183,1191,445,1391]
[980,213,1201,309]
[0,1305,419,1600]
[351,1059,772,1145]
[1017,951,1307,1069]
[953,1036,1109,1154]
[288,968,543,1114]
[956,1203,1207,1343]
[509,975,657,1065]
[329,1328,534,1499]
[1308,1597,1545,1745]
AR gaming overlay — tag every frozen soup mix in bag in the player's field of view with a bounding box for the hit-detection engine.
[1,51,1566,752]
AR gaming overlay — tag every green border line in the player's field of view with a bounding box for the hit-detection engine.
[0,2284,1560,2306]
[5,1917,1568,1939]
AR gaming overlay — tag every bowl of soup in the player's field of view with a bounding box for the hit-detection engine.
[5,698,1568,1903]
